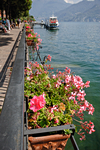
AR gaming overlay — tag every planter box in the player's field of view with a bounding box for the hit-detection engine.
[26,32,31,36]
[24,92,79,150]
[24,124,79,150]
[28,133,70,150]
[26,39,34,46]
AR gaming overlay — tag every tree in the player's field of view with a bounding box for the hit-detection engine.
[0,0,32,19]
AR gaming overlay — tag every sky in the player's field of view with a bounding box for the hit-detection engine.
[31,0,95,4]
[64,0,95,4]
[64,0,82,4]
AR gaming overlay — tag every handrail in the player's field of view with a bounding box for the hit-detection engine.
[0,25,79,150]
[24,44,80,150]
[0,27,25,150]
[24,124,75,136]
[26,45,48,65]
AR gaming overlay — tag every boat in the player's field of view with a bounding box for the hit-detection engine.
[45,15,59,30]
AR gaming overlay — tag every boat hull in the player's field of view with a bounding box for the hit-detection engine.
[46,25,59,30]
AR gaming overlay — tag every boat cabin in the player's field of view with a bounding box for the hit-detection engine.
[49,17,57,24]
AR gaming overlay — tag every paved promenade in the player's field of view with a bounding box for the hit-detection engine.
[0,23,24,110]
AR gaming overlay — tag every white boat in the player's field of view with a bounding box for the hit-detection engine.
[45,15,59,30]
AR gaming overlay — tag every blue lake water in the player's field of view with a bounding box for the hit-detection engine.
[33,22,100,150]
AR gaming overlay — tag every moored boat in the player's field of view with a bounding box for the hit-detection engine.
[45,15,59,30]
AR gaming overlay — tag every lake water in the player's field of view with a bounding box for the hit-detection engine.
[33,22,100,150]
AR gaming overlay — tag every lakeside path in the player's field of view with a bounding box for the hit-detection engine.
[0,23,24,110]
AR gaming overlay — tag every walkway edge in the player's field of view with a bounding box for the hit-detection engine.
[0,27,25,150]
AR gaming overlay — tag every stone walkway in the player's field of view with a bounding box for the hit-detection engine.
[0,23,24,110]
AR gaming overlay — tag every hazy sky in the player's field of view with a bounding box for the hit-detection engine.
[64,0,95,4]
[64,0,82,3]
[31,0,95,4]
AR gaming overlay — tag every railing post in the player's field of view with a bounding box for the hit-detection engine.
[70,135,79,150]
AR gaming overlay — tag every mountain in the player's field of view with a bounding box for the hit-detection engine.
[71,4,100,22]
[29,0,71,20]
[29,0,100,22]
[56,0,100,22]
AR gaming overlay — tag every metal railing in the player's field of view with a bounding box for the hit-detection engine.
[24,96,79,150]
[0,25,79,150]
[26,45,49,65]
[24,44,80,150]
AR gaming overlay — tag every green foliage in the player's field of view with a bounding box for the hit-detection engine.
[64,129,73,135]
[24,55,95,140]
[0,0,32,19]
[24,62,79,130]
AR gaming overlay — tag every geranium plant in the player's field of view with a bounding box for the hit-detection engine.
[25,25,42,49]
[26,33,36,40]
[26,28,31,33]
[25,23,31,29]
[24,56,95,141]
[25,26,34,34]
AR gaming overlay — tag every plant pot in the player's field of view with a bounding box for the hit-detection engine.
[26,32,31,36]
[28,133,70,150]
[26,39,34,46]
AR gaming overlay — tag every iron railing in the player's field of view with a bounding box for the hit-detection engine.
[26,45,48,65]
[24,43,80,150]
[0,25,79,150]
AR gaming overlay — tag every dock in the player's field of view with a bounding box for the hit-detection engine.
[32,21,45,26]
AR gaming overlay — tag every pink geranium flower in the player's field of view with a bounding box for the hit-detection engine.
[47,55,52,61]
[30,93,46,112]
[85,81,90,88]
[54,118,59,124]
[26,26,30,29]
[28,34,32,37]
